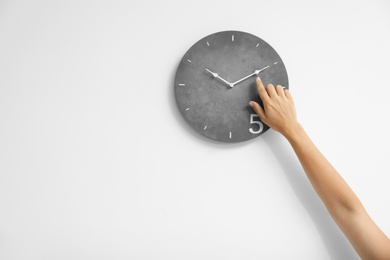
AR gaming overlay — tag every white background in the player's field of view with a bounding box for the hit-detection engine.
[0,0,389,259]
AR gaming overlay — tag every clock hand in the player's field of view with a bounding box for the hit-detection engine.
[231,65,270,87]
[205,68,233,88]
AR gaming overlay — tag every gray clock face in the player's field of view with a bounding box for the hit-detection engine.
[174,31,288,143]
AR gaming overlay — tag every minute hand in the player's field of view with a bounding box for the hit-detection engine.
[231,65,270,87]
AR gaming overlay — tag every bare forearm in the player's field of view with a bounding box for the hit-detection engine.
[250,78,390,258]
[285,124,364,217]
[285,124,390,259]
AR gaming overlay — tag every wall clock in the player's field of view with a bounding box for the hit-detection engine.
[174,30,288,143]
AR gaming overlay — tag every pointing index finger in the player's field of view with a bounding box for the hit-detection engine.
[256,77,269,101]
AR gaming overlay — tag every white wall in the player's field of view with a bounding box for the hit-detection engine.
[1,0,389,259]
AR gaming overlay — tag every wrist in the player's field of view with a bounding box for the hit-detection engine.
[282,122,305,143]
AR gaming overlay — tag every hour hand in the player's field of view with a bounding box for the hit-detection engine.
[205,68,233,88]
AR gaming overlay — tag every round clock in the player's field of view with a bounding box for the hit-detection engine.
[174,30,288,143]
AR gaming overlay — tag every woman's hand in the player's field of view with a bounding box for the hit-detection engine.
[249,77,300,139]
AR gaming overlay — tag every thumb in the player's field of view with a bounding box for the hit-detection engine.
[249,101,267,122]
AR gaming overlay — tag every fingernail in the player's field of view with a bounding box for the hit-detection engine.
[256,77,260,81]
[249,101,254,107]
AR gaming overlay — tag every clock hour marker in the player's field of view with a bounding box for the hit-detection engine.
[229,132,232,139]
[204,125,207,130]
[232,35,234,42]
[256,43,259,47]
[274,62,278,65]
[186,108,190,111]
[187,59,192,63]
[206,42,210,46]
[178,83,185,86]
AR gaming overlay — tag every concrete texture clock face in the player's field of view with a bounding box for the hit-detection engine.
[174,31,288,143]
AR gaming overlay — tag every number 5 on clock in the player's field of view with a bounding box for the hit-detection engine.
[249,114,264,134]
